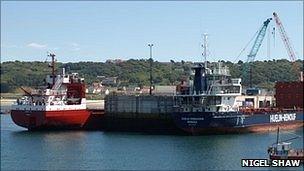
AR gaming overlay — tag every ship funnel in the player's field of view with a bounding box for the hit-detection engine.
[193,63,207,94]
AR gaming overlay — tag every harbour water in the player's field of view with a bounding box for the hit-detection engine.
[1,113,303,170]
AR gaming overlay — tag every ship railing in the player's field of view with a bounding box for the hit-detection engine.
[24,89,67,96]
[215,111,239,116]
[231,78,241,85]
[209,91,241,95]
[14,99,47,106]
[45,89,67,96]
[213,67,230,76]
[207,84,241,95]
[280,107,303,112]
[238,107,285,114]
[30,89,44,95]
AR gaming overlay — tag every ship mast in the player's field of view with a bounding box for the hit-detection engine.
[276,127,280,145]
[48,53,56,86]
[202,33,208,68]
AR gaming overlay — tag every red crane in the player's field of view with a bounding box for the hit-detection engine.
[273,12,302,81]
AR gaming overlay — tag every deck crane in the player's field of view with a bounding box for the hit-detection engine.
[243,18,272,88]
[272,12,302,81]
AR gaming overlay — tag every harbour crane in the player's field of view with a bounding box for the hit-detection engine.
[272,12,302,81]
[243,18,272,88]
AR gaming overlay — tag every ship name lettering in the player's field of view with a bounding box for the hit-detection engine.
[187,121,198,124]
[269,113,296,123]
[182,117,204,121]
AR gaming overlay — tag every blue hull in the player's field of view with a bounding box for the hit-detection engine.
[172,111,304,134]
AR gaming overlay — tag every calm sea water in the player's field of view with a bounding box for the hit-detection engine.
[1,113,303,170]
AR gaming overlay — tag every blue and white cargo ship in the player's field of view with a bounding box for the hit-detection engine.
[172,62,303,134]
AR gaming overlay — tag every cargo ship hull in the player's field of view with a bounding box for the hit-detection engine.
[11,109,90,130]
[172,111,304,134]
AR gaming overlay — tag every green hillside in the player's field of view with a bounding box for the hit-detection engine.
[1,59,303,93]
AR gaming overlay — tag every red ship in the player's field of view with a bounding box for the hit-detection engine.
[10,53,92,130]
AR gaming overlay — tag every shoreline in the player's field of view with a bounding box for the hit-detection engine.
[1,99,16,106]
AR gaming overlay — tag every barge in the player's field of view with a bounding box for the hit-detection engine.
[104,95,180,133]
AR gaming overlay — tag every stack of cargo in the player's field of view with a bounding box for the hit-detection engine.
[275,81,303,109]
[154,86,176,95]
[104,95,179,133]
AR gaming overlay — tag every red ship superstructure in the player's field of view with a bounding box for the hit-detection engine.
[11,53,90,130]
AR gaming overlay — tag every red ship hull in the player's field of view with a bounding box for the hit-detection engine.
[11,109,90,130]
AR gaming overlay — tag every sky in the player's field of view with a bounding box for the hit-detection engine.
[1,1,303,63]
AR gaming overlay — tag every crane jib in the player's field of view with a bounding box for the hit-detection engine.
[242,18,272,87]
[247,18,272,61]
